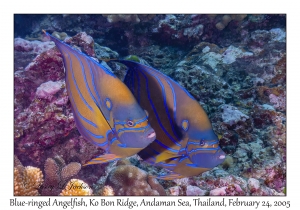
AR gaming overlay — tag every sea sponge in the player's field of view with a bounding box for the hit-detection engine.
[60,179,92,196]
[105,165,166,195]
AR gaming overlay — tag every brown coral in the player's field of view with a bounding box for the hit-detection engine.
[215,14,247,30]
[41,156,81,195]
[105,165,166,195]
[99,185,115,196]
[60,179,92,196]
[14,156,44,196]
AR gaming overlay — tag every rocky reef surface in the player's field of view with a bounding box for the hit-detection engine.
[14,14,286,195]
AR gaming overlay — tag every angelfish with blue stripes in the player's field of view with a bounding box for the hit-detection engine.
[117,59,226,180]
[43,32,156,165]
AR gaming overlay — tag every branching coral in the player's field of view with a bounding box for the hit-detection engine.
[14,156,44,196]
[41,156,81,195]
[105,165,166,195]
[60,179,92,196]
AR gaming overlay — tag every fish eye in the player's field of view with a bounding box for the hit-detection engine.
[127,120,135,127]
[199,139,205,146]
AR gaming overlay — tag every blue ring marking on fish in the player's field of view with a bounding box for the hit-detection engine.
[188,147,220,155]
[140,67,181,142]
[139,149,157,162]
[73,53,99,108]
[85,58,102,106]
[166,79,177,126]
[105,98,112,111]
[154,139,179,153]
[66,52,93,111]
[139,70,181,147]
[117,124,150,133]
[179,156,188,163]
[181,120,189,131]
[185,163,200,168]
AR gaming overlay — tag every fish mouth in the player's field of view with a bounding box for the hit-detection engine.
[147,131,156,139]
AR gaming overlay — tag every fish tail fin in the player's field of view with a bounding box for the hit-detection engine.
[82,154,121,166]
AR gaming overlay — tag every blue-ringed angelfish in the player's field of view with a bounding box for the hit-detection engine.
[43,32,156,165]
[117,59,226,180]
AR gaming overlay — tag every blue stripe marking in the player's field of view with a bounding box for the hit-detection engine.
[47,32,116,78]
[136,69,141,103]
[117,124,150,133]
[154,139,178,153]
[187,140,219,146]
[114,115,148,126]
[73,53,99,108]
[110,137,118,144]
[66,52,93,111]
[188,147,220,155]
[85,58,102,106]
[179,156,188,163]
[166,79,177,125]
[120,60,195,100]
[66,67,108,146]
[141,67,181,142]
[67,80,98,128]
[138,70,181,147]
[160,163,177,167]
[186,163,200,168]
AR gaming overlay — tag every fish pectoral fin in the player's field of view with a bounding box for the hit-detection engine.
[82,154,121,166]
[155,172,186,180]
[155,152,180,163]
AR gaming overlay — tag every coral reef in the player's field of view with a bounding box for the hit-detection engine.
[14,156,44,196]
[60,179,93,196]
[41,156,81,195]
[105,165,166,195]
[14,14,286,196]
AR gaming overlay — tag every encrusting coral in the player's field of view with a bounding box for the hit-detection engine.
[41,156,81,195]
[60,179,92,196]
[14,156,44,196]
[98,185,115,196]
[105,165,166,195]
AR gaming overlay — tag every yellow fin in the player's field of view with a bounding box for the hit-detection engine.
[155,152,180,163]
[83,154,121,166]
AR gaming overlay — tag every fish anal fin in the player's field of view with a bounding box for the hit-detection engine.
[82,154,121,166]
[155,152,180,163]
[153,172,185,180]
